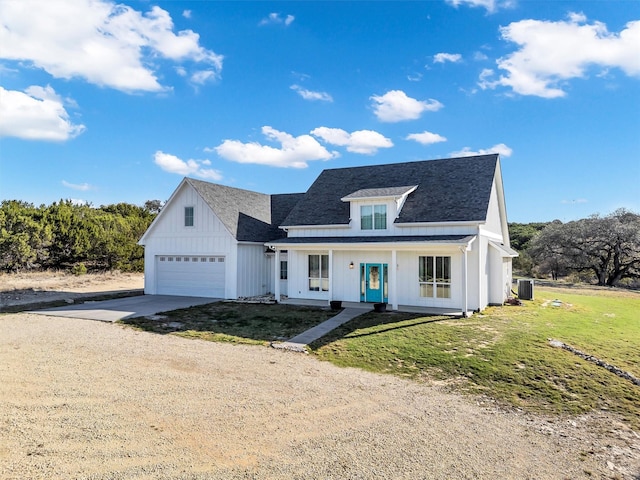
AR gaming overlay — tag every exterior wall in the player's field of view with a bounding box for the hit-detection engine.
[141,183,238,298]
[236,244,271,297]
[286,223,477,238]
[285,247,465,309]
[482,180,504,239]
[488,246,514,305]
[477,235,490,311]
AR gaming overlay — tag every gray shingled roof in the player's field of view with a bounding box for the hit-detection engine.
[187,178,303,242]
[282,154,499,226]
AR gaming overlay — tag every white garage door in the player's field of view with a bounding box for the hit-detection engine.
[156,255,226,298]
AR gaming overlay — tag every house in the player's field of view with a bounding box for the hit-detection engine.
[139,154,517,314]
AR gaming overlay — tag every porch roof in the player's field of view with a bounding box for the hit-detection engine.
[268,234,475,249]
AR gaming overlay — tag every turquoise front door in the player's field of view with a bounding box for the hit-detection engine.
[360,263,388,303]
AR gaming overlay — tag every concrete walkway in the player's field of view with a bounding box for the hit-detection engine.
[273,307,370,353]
[32,295,219,322]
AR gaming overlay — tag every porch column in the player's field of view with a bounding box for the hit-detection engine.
[390,249,398,311]
[274,249,280,303]
[328,249,333,305]
[460,246,468,318]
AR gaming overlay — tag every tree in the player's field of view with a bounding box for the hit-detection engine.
[143,199,164,215]
[509,221,549,274]
[0,201,52,271]
[529,210,640,286]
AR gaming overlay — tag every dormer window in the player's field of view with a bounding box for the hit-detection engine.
[184,206,194,227]
[361,205,387,230]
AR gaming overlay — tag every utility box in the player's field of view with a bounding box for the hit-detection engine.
[518,279,534,301]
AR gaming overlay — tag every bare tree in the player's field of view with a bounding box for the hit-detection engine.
[529,210,640,286]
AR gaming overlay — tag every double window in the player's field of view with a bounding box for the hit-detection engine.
[419,256,451,299]
[184,206,194,227]
[361,204,387,230]
[308,254,329,291]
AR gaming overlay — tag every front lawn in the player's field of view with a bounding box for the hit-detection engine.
[309,286,640,428]
[121,301,338,345]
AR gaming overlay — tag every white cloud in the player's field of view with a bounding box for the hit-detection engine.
[370,90,443,122]
[479,14,640,98]
[290,85,333,102]
[445,0,514,13]
[154,151,223,180]
[311,127,393,155]
[450,143,513,158]
[406,131,447,145]
[474,51,489,61]
[212,126,338,168]
[434,53,462,64]
[62,180,92,191]
[0,0,223,93]
[0,85,86,141]
[182,10,192,19]
[259,13,295,27]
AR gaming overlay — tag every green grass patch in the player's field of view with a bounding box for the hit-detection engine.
[310,287,640,428]
[120,302,337,346]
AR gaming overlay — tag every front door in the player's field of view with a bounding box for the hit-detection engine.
[361,263,388,303]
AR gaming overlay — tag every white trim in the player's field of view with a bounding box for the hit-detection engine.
[340,185,418,202]
[267,239,476,252]
[281,223,351,230]
[394,220,484,228]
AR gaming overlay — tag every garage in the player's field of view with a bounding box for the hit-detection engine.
[156,255,226,298]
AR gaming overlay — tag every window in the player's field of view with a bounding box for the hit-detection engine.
[361,204,387,230]
[184,206,194,227]
[280,260,288,280]
[308,254,329,291]
[419,256,451,299]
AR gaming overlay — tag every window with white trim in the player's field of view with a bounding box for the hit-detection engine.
[360,204,387,230]
[280,260,288,280]
[419,256,451,299]
[308,254,329,291]
[184,206,194,227]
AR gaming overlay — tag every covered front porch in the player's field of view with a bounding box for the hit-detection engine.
[268,234,478,317]
[280,298,472,318]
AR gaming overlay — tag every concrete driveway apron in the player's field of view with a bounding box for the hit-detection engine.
[31,295,219,322]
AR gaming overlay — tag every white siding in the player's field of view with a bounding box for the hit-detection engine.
[237,244,271,297]
[285,247,464,309]
[142,183,238,298]
[480,180,504,241]
[286,223,477,238]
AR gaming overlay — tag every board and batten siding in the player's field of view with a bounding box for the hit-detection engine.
[142,183,238,298]
[236,244,272,297]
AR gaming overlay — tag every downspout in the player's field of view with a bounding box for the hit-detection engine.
[274,248,280,303]
[328,249,333,306]
[461,236,477,318]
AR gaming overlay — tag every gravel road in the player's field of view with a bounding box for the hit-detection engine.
[1,313,637,479]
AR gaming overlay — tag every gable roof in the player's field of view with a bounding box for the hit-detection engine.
[187,178,303,242]
[282,154,499,227]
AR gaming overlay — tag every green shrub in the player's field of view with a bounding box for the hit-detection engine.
[71,262,87,276]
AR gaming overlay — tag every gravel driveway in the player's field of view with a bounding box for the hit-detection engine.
[1,313,635,479]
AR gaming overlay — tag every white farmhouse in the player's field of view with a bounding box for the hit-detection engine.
[139,154,517,315]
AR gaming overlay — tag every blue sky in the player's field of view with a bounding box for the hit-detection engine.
[1,0,639,223]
